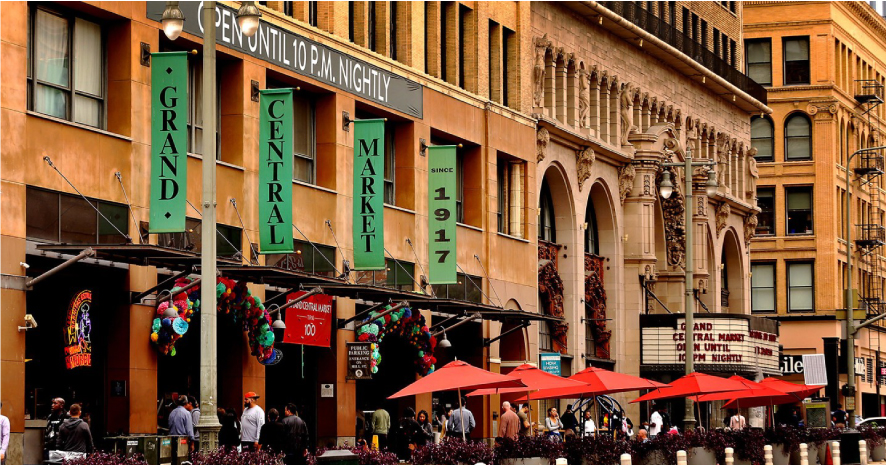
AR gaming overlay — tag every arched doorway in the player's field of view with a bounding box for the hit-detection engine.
[721,229,745,314]
[584,181,619,364]
[500,299,528,362]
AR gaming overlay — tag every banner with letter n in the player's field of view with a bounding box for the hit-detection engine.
[259,89,294,253]
[353,119,386,270]
[149,52,188,233]
[428,145,458,284]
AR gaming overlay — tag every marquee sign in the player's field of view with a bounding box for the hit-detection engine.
[282,291,333,347]
[64,290,93,369]
[145,2,423,119]
[259,89,294,253]
[149,52,188,233]
[641,315,780,374]
[352,119,385,270]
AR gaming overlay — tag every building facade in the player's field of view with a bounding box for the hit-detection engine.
[745,0,886,419]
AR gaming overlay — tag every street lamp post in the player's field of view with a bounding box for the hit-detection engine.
[659,146,718,431]
[161,0,261,452]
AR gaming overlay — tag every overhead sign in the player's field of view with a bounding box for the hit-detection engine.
[781,354,805,375]
[259,89,294,253]
[803,354,828,386]
[353,120,385,270]
[145,2,423,119]
[347,342,373,380]
[64,290,93,369]
[149,52,188,233]
[539,352,561,376]
[428,146,458,284]
[282,291,333,347]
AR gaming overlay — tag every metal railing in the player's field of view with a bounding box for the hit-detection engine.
[598,2,768,104]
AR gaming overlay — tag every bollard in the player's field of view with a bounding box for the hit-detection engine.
[726,447,735,465]
[801,443,809,465]
[621,453,632,465]
[833,441,841,465]
[765,445,774,465]
[678,450,688,465]
[860,440,868,465]
[557,459,568,465]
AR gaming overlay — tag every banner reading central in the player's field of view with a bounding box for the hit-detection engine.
[259,89,294,253]
[428,146,458,284]
[353,120,386,270]
[149,52,188,233]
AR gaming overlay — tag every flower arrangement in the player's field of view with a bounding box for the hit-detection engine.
[413,438,495,465]
[150,278,196,356]
[494,436,564,464]
[860,425,886,448]
[355,305,437,375]
[310,445,399,465]
[61,452,147,465]
[563,434,631,465]
[189,449,284,465]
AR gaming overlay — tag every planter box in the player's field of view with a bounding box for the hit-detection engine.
[870,442,886,462]
[638,450,668,465]
[772,444,791,465]
[688,447,717,465]
[583,457,621,465]
[501,457,550,465]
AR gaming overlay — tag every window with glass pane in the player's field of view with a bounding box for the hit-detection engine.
[756,188,775,235]
[498,162,507,233]
[456,152,465,223]
[431,273,482,303]
[585,200,599,255]
[786,186,813,235]
[384,124,395,204]
[98,202,129,244]
[293,92,316,183]
[216,224,242,259]
[60,195,97,244]
[788,262,814,311]
[157,218,201,251]
[26,187,129,244]
[26,188,60,242]
[539,181,556,242]
[785,114,811,160]
[185,61,222,159]
[266,239,336,276]
[746,39,771,86]
[751,116,774,161]
[784,37,810,85]
[539,320,553,352]
[385,258,414,291]
[751,263,776,312]
[30,8,104,127]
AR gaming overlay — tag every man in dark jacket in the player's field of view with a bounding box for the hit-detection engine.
[259,409,287,453]
[397,408,422,461]
[282,404,309,465]
[58,404,93,453]
[44,397,68,458]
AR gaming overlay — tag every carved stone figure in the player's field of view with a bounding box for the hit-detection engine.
[746,147,759,199]
[617,163,636,204]
[538,241,568,354]
[620,83,636,143]
[585,254,611,359]
[658,168,686,269]
[744,213,758,246]
[578,70,589,128]
[537,127,550,162]
[576,147,595,191]
[533,35,551,108]
[716,135,731,188]
[716,202,731,237]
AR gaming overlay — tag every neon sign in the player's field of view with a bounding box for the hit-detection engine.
[64,290,92,369]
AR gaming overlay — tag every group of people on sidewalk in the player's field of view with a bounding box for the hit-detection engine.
[40,398,95,461]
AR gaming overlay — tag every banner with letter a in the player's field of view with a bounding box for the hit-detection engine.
[149,52,188,233]
[259,89,294,253]
[353,119,386,270]
[428,146,457,284]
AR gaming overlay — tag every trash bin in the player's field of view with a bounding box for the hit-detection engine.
[171,436,190,465]
[159,436,175,465]
[316,449,360,465]
[106,435,164,465]
[841,430,863,465]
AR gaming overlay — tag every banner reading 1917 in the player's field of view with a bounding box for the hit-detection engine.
[259,89,294,253]
[149,52,188,233]
[353,120,386,270]
[428,146,458,284]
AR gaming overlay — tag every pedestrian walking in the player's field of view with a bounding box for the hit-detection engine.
[497,402,520,441]
[241,392,265,452]
[832,404,848,428]
[371,407,390,450]
[44,397,68,458]
[447,398,475,438]
[416,410,433,447]
[218,411,241,450]
[259,408,286,454]
[0,403,9,465]
[282,403,309,465]
[544,407,563,443]
[188,396,201,451]
[58,404,94,454]
[517,404,531,437]
[649,407,663,437]
[396,408,422,461]
[167,395,195,444]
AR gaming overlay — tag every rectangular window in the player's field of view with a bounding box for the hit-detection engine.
[384,124,396,204]
[456,151,465,223]
[784,37,810,85]
[503,27,514,107]
[348,2,354,42]
[308,1,318,27]
[157,218,243,258]
[29,7,105,128]
[368,1,376,52]
[701,20,708,49]
[266,239,337,276]
[354,258,414,290]
[497,157,524,237]
[786,186,813,235]
[691,13,699,42]
[751,263,776,312]
[459,5,470,89]
[682,7,690,36]
[184,60,221,159]
[285,1,294,18]
[432,273,482,303]
[746,39,772,86]
[730,39,737,68]
[539,322,553,353]
[441,2,449,82]
[26,187,129,245]
[713,28,721,58]
[668,2,676,25]
[389,1,397,60]
[788,262,814,312]
[756,188,775,235]
[292,92,316,184]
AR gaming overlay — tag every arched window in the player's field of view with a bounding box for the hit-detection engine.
[585,199,599,255]
[785,114,812,161]
[539,181,556,242]
[750,116,774,162]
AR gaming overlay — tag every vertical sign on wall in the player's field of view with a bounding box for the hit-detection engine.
[259,89,294,253]
[65,290,93,369]
[149,52,188,233]
[428,146,458,284]
[353,119,386,270]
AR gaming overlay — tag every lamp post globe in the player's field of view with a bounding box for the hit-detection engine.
[705,170,718,197]
[161,1,185,40]
[659,170,674,199]
[236,1,262,37]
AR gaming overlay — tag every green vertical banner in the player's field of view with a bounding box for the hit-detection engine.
[353,119,386,270]
[149,52,188,233]
[259,89,294,253]
[428,146,458,284]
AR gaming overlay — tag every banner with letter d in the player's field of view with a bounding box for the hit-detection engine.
[259,89,294,253]
[150,52,188,233]
[353,119,386,270]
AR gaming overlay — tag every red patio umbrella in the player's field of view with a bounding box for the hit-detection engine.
[721,378,823,410]
[630,372,749,403]
[696,376,787,403]
[388,360,526,440]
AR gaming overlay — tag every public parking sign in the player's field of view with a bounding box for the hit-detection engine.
[282,291,333,347]
[347,342,373,380]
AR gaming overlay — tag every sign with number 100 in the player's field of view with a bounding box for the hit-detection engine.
[428,146,458,284]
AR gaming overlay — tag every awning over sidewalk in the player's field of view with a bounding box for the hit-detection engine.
[35,243,240,270]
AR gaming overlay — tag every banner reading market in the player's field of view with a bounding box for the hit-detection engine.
[352,119,386,270]
[258,89,294,253]
[149,52,188,233]
[428,146,458,284]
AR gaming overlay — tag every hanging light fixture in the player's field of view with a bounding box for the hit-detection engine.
[236,1,262,38]
[161,1,185,41]
[272,312,286,329]
[705,169,719,197]
[437,332,452,349]
[659,169,674,199]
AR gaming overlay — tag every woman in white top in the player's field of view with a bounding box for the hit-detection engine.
[545,408,564,442]
[582,409,596,437]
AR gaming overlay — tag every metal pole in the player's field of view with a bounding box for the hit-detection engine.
[683,150,696,431]
[196,0,222,451]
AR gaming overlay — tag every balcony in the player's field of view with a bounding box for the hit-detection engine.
[855,80,884,105]
[856,224,886,249]
[854,150,885,176]
[590,2,768,106]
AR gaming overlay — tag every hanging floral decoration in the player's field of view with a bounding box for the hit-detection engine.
[355,305,437,376]
[151,277,281,365]
[150,278,195,357]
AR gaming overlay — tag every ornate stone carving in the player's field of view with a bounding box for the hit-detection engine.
[697,195,706,216]
[744,213,758,246]
[576,147,595,191]
[539,240,568,354]
[620,83,636,143]
[578,70,589,128]
[643,264,658,282]
[617,163,635,204]
[716,202,731,237]
[658,168,686,269]
[537,127,550,162]
[585,254,611,359]
[716,133,730,187]
[533,35,550,108]
[698,278,708,295]
[746,147,759,199]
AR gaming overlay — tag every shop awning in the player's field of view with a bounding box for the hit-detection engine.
[406,298,564,324]
[313,283,433,304]
[217,265,347,288]
[35,244,240,270]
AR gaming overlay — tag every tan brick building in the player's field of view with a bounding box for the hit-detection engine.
[745,1,886,419]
